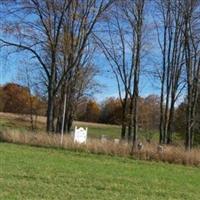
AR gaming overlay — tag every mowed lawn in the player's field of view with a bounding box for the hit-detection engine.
[0,143,200,200]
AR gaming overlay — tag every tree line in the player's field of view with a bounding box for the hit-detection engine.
[1,83,199,145]
[0,0,200,150]
[78,96,160,129]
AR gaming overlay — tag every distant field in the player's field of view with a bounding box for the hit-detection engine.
[0,112,121,138]
[0,112,170,141]
[0,112,183,143]
[0,143,200,200]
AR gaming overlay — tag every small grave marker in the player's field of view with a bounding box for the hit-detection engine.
[137,142,144,150]
[114,138,120,144]
[157,145,164,153]
[101,135,107,143]
[74,126,87,144]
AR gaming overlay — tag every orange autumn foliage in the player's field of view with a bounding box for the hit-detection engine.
[0,83,45,115]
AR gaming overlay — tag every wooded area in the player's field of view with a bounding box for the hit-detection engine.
[0,0,200,150]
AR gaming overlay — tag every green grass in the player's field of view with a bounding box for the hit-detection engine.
[0,115,44,132]
[0,143,200,200]
[0,116,153,140]
[0,113,122,138]
[0,112,184,142]
[0,113,153,139]
[76,123,121,139]
[0,117,29,132]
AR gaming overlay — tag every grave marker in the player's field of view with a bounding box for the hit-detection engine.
[74,126,87,144]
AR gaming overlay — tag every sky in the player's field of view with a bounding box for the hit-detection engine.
[0,50,160,102]
[0,1,160,103]
[0,53,18,84]
[93,63,160,102]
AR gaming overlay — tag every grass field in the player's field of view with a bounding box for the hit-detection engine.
[0,143,200,200]
[0,112,121,138]
[0,112,161,140]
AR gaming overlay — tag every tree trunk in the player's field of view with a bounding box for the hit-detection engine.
[121,102,127,139]
[185,83,192,150]
[159,89,164,144]
[167,95,175,144]
[132,85,138,148]
[46,61,56,133]
[128,97,134,142]
[47,90,55,133]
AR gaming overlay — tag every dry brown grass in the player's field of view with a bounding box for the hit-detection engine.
[0,129,199,167]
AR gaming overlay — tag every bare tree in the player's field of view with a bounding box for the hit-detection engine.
[54,0,114,134]
[0,0,114,133]
[154,0,185,144]
[0,0,72,132]
[94,0,145,144]
[93,1,133,139]
[125,0,145,147]
[181,0,200,150]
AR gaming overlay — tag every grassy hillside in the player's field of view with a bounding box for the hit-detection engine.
[0,112,160,140]
[0,112,121,138]
[0,143,200,200]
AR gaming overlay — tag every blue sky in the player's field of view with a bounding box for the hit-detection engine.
[0,53,18,84]
[0,48,160,102]
[93,60,160,102]
[0,46,161,104]
[0,2,160,103]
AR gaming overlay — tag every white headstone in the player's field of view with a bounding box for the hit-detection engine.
[157,145,164,153]
[74,126,87,144]
[114,138,120,144]
[101,135,107,143]
[137,142,143,150]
